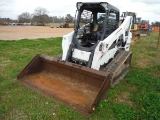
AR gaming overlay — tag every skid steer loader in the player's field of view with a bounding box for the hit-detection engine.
[120,12,140,44]
[18,2,133,115]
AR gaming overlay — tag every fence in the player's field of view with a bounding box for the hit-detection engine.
[152,26,160,32]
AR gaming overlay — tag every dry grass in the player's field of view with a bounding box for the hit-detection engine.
[0,26,73,40]
[114,91,135,107]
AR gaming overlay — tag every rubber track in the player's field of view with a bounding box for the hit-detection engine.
[104,50,131,87]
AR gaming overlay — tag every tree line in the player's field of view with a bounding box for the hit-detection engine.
[0,7,160,26]
[0,7,74,24]
[0,18,18,23]
[151,21,160,26]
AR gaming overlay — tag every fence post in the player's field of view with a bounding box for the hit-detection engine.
[157,26,160,48]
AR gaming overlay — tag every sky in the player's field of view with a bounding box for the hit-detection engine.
[0,0,160,23]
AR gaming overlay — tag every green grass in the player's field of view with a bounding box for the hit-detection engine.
[0,33,160,119]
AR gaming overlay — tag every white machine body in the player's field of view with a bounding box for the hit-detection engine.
[62,16,132,70]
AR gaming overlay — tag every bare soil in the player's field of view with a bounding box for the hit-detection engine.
[0,26,73,40]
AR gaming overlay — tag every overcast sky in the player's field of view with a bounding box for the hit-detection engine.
[0,0,160,22]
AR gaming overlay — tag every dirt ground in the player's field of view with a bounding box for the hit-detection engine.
[0,26,73,40]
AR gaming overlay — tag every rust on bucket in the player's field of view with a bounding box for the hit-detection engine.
[18,54,111,115]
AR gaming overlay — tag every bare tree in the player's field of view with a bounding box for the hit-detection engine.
[34,7,48,16]
[18,12,31,23]
[32,7,49,25]
[65,14,73,23]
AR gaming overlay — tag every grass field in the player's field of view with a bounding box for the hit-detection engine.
[0,33,160,120]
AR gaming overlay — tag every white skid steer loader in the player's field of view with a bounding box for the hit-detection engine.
[18,2,133,115]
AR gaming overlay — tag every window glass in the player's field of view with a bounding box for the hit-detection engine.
[79,10,93,27]
[97,13,106,24]
[108,12,116,25]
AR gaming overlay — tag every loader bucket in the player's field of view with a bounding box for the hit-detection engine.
[17,54,111,115]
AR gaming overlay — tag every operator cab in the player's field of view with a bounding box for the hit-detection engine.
[76,11,105,47]
[74,2,120,48]
[66,2,119,67]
